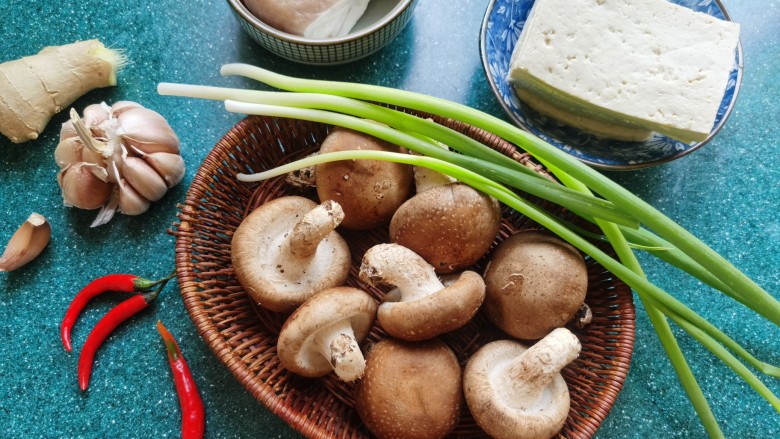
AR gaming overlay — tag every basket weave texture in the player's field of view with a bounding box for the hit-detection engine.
[173,113,636,439]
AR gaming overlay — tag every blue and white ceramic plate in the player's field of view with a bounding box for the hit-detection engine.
[479,0,743,170]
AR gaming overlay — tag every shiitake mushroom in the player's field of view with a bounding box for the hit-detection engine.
[315,127,413,230]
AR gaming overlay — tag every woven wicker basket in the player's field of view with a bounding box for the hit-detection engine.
[173,113,636,439]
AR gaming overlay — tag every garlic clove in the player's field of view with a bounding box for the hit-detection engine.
[54,137,82,169]
[82,103,110,130]
[60,119,78,140]
[54,137,105,169]
[143,152,185,188]
[122,157,168,202]
[110,100,143,117]
[116,107,180,155]
[118,178,151,215]
[57,163,113,210]
[0,213,51,272]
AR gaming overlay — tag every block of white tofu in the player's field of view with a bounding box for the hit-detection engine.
[507,0,740,144]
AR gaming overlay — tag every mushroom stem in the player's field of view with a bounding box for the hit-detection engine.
[312,319,366,382]
[281,200,344,276]
[359,243,445,302]
[507,328,581,403]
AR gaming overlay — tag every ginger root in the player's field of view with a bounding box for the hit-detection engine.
[0,40,126,144]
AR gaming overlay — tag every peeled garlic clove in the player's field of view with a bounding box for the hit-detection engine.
[118,178,151,215]
[116,107,180,155]
[122,157,168,202]
[0,213,51,272]
[54,137,105,168]
[143,152,185,188]
[58,163,113,210]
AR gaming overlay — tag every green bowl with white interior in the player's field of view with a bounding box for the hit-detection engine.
[226,0,418,65]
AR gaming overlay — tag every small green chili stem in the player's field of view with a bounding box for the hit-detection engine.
[224,100,636,228]
[222,63,780,324]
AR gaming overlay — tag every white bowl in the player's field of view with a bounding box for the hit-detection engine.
[227,0,418,65]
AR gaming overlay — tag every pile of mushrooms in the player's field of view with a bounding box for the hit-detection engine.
[231,127,593,439]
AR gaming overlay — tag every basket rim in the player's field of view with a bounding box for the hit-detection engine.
[174,113,637,439]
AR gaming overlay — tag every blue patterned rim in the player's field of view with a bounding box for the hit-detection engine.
[479,0,744,170]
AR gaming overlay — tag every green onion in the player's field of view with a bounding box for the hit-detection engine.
[159,84,636,228]
[158,66,780,437]
[219,63,780,327]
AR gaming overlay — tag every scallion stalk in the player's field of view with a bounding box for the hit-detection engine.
[159,83,635,228]
[220,64,780,326]
[158,67,780,438]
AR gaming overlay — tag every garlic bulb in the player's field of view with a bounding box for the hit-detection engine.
[55,101,185,227]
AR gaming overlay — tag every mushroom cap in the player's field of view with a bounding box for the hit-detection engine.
[389,183,501,273]
[483,230,588,340]
[231,196,350,312]
[355,338,462,439]
[463,339,571,439]
[315,127,413,230]
[378,270,486,341]
[277,286,377,378]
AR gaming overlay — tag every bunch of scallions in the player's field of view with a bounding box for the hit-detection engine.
[158,64,779,438]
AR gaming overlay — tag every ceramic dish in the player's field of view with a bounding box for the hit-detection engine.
[227,0,418,65]
[173,113,636,438]
[479,0,743,170]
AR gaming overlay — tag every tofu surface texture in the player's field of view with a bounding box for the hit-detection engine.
[507,0,740,143]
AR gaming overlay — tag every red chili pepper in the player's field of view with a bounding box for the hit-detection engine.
[157,320,205,439]
[77,290,160,392]
[61,272,175,352]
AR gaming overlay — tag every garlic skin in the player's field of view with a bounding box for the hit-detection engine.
[54,101,185,226]
[0,213,52,272]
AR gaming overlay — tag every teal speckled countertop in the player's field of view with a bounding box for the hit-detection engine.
[1,0,778,437]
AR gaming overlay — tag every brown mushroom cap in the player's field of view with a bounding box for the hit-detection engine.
[356,338,462,439]
[231,196,350,313]
[359,243,485,341]
[378,271,485,341]
[315,127,413,230]
[463,328,581,439]
[483,230,588,340]
[277,286,377,381]
[389,182,501,273]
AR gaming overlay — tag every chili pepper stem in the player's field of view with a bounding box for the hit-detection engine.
[61,270,176,353]
[133,269,177,290]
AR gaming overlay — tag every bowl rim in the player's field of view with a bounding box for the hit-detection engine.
[478,0,744,171]
[226,0,416,46]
